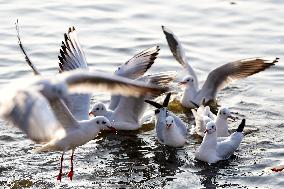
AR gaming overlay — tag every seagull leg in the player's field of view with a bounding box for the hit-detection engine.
[67,149,75,180]
[57,152,65,182]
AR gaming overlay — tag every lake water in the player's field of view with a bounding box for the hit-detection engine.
[0,0,283,188]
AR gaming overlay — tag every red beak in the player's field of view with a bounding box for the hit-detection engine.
[178,81,187,86]
[89,112,94,116]
[228,115,236,121]
[107,126,117,133]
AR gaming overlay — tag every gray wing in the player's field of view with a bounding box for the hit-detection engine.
[144,72,176,100]
[114,46,160,79]
[58,26,90,120]
[0,90,63,143]
[15,20,40,75]
[199,58,278,101]
[49,99,80,128]
[162,26,198,88]
[62,70,169,97]
[109,46,160,110]
[58,26,88,72]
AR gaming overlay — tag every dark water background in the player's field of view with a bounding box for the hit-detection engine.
[0,0,283,188]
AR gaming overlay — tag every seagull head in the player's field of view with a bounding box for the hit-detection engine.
[204,121,216,134]
[165,116,175,129]
[93,116,116,131]
[218,107,234,120]
[89,102,107,116]
[114,66,124,76]
[178,75,195,87]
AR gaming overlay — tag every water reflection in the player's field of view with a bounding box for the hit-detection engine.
[194,156,240,188]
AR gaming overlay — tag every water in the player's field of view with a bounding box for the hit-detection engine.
[0,0,283,188]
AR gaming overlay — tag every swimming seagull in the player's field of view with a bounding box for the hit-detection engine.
[89,72,176,130]
[195,119,245,164]
[162,25,279,108]
[145,93,188,146]
[191,103,234,137]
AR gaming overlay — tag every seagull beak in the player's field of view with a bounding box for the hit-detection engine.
[204,129,209,133]
[107,126,117,133]
[228,115,236,121]
[178,81,187,86]
[166,124,171,128]
[89,112,94,116]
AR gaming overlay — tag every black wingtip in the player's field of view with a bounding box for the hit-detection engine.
[236,119,245,132]
[190,100,199,108]
[145,100,163,109]
[163,92,171,107]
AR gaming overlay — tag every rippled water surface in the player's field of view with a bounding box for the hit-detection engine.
[0,0,283,188]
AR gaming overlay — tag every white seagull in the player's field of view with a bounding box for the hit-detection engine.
[191,104,234,137]
[195,119,245,164]
[89,72,176,130]
[162,25,279,108]
[145,93,188,146]
[0,87,115,181]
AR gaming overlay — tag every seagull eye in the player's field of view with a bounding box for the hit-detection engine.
[212,126,215,128]
[102,121,106,124]
[172,120,173,123]
[155,109,160,114]
[96,121,100,124]
[96,108,99,110]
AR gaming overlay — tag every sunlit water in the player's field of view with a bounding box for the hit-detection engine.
[0,0,283,188]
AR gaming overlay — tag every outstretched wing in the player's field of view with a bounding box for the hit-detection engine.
[109,46,160,110]
[58,26,88,72]
[114,46,159,79]
[58,26,90,120]
[162,25,198,88]
[0,90,64,143]
[61,70,169,97]
[199,57,278,101]
[15,20,40,75]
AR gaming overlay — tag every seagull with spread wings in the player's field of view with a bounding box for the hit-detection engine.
[162,26,279,108]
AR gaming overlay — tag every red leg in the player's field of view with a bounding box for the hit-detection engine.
[57,153,64,181]
[68,149,75,181]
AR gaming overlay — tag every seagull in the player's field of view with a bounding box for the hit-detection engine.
[0,87,114,181]
[195,119,245,164]
[145,93,188,146]
[162,116,187,147]
[89,72,176,130]
[162,25,279,108]
[191,104,234,137]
